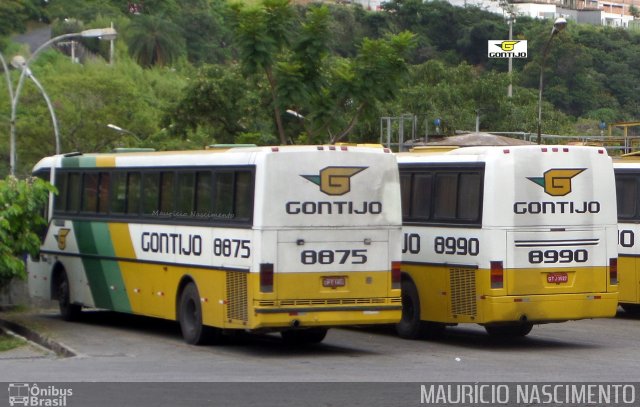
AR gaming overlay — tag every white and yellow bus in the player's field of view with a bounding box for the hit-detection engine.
[28,146,402,345]
[396,145,619,338]
[614,153,640,313]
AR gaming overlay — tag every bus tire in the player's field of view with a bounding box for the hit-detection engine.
[57,270,81,322]
[281,328,328,345]
[178,282,220,345]
[485,323,533,337]
[396,279,424,339]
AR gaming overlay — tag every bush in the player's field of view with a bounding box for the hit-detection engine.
[0,176,55,288]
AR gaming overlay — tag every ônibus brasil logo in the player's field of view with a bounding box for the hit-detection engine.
[301,166,367,196]
[8,383,73,406]
[488,40,528,58]
[527,168,585,197]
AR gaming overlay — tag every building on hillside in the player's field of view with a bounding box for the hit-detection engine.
[447,0,637,27]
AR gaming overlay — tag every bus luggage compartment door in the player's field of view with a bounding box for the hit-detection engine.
[275,229,391,300]
[505,228,607,296]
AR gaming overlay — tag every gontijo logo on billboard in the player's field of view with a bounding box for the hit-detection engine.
[514,168,600,214]
[488,40,528,58]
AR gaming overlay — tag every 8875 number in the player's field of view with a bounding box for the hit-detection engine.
[301,249,367,265]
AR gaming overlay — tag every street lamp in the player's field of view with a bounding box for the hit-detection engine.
[11,55,60,155]
[9,27,117,175]
[286,109,304,119]
[106,123,142,142]
[536,17,567,144]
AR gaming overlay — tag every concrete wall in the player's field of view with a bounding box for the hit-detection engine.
[0,279,30,307]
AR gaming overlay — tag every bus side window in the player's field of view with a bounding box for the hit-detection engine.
[616,176,637,219]
[195,171,213,215]
[400,173,411,219]
[97,172,110,214]
[81,172,99,213]
[142,173,159,215]
[110,172,127,214]
[54,172,68,213]
[214,172,234,218]
[412,173,432,220]
[235,171,253,221]
[159,171,175,213]
[176,172,195,214]
[127,172,141,215]
[67,172,81,213]
[458,173,482,221]
[433,173,457,220]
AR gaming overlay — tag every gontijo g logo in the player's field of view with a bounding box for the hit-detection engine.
[488,40,528,58]
[301,166,367,196]
[527,168,585,197]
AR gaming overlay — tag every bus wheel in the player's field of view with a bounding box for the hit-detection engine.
[396,279,423,339]
[178,282,220,345]
[485,323,533,337]
[57,271,81,322]
[281,328,328,345]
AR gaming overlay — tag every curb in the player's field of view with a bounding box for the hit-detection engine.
[0,318,76,358]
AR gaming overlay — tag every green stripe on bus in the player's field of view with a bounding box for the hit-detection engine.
[61,156,97,168]
[73,221,132,313]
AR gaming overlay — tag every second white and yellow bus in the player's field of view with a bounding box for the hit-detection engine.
[28,145,403,345]
[396,145,619,338]
[614,153,640,313]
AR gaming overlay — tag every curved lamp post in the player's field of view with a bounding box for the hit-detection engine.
[536,17,567,144]
[11,55,61,155]
[0,53,15,116]
[9,27,117,175]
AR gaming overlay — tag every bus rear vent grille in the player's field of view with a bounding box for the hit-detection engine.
[226,271,248,322]
[449,268,477,317]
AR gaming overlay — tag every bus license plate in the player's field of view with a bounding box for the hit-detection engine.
[323,276,346,288]
[547,272,568,284]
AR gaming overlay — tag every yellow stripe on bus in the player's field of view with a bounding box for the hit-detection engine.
[95,156,117,167]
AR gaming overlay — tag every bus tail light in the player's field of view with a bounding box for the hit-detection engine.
[610,258,618,285]
[490,261,504,289]
[260,263,274,293]
[391,261,401,289]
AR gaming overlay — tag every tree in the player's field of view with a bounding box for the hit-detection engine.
[124,14,186,67]
[0,0,43,36]
[162,64,274,145]
[0,176,53,288]
[233,0,295,145]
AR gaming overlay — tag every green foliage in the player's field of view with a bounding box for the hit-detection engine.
[163,64,265,144]
[125,14,186,67]
[0,0,43,36]
[0,333,25,352]
[5,0,640,164]
[0,176,54,288]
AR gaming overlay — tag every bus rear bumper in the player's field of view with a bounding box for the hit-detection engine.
[249,305,402,329]
[475,292,618,324]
